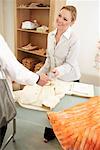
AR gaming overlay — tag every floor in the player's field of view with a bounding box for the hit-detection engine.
[2,112,61,150]
[2,86,99,150]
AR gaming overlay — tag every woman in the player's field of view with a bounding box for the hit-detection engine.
[38,5,81,142]
[0,34,49,148]
[37,5,81,82]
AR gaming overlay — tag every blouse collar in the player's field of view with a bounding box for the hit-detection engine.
[51,26,72,40]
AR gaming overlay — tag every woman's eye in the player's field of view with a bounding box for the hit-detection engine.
[63,18,67,21]
[58,14,61,17]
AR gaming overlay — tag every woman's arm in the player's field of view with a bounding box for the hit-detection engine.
[52,38,80,77]
[37,55,51,75]
[36,34,51,75]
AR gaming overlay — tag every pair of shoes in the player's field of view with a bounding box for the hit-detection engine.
[44,127,56,143]
[22,43,38,51]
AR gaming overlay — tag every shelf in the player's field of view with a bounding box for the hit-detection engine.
[16,0,66,64]
[17,28,48,35]
[17,48,46,58]
[17,7,50,10]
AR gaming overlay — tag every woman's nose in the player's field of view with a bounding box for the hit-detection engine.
[58,17,63,23]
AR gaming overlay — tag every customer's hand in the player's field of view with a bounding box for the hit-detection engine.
[37,74,50,86]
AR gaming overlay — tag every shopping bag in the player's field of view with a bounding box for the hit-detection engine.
[0,78,16,128]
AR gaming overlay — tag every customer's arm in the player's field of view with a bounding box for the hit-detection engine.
[0,34,48,86]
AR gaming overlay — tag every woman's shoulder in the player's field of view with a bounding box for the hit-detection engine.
[70,30,79,42]
[48,29,57,37]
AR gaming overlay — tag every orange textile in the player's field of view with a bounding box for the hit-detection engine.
[48,96,100,150]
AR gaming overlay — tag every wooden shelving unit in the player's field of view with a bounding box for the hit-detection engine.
[15,0,66,70]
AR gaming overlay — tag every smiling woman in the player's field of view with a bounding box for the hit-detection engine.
[55,6,77,44]
[37,5,81,82]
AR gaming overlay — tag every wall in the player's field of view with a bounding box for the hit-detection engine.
[67,0,100,86]
[0,0,15,53]
[0,0,4,36]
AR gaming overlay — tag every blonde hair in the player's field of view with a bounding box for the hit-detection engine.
[61,6,77,23]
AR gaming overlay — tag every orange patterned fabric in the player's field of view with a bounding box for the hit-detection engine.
[48,96,100,150]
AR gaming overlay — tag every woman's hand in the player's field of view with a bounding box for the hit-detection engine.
[51,68,60,77]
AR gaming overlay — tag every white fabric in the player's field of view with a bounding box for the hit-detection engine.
[0,71,3,79]
[14,79,94,111]
[14,79,77,111]
[0,34,39,92]
[37,26,81,81]
[14,79,68,111]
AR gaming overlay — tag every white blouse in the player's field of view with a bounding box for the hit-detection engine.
[37,27,81,81]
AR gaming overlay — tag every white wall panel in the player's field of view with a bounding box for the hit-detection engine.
[67,0,100,85]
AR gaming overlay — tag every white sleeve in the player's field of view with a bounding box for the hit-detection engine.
[56,39,80,76]
[0,34,39,85]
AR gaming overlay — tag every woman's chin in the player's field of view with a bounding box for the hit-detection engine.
[56,26,63,30]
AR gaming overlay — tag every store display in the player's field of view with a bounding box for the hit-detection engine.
[22,43,38,51]
[22,57,38,71]
[36,25,48,33]
[21,20,39,30]
[28,3,39,8]
[33,48,46,56]
[34,62,44,72]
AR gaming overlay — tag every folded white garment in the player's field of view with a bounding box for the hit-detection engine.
[14,79,66,111]
[22,21,39,29]
[14,79,94,111]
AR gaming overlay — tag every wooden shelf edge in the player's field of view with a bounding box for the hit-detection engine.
[17,48,46,58]
[17,28,48,35]
[17,7,50,10]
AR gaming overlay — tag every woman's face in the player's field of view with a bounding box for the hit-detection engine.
[56,9,72,31]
